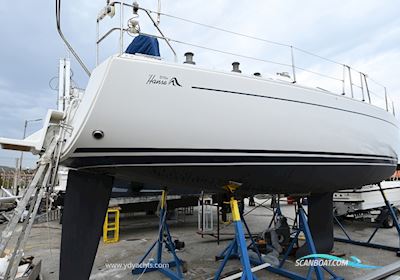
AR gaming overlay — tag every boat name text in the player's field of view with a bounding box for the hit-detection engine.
[146,74,182,87]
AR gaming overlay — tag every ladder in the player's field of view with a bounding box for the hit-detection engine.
[0,137,58,280]
[103,207,120,244]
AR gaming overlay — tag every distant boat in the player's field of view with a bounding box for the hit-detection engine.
[334,180,400,215]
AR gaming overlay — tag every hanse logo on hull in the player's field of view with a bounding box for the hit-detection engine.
[146,74,182,87]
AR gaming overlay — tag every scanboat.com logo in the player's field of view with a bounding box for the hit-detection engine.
[146,74,182,87]
[296,254,381,269]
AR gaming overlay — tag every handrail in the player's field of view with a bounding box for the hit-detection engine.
[55,0,91,77]
[96,1,177,65]
[97,27,122,45]
[139,6,177,61]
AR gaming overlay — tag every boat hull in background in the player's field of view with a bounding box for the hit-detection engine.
[60,54,400,194]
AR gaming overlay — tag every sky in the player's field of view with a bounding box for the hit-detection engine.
[0,0,399,168]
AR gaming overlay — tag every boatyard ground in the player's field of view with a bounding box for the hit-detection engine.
[16,199,400,279]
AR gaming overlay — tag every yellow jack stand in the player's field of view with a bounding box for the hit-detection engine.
[103,206,120,244]
[132,190,185,279]
[215,182,260,279]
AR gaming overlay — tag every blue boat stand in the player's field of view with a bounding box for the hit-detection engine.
[262,201,343,280]
[214,196,261,280]
[131,187,345,280]
[132,190,185,280]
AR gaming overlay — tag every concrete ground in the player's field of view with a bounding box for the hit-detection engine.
[16,199,400,279]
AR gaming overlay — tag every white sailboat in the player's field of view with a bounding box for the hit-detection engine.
[1,41,399,194]
[57,52,399,194]
[0,1,399,279]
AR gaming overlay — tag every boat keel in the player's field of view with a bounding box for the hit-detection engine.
[60,170,113,280]
[296,192,334,258]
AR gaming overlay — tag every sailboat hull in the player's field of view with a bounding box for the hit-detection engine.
[61,164,394,194]
[60,54,399,194]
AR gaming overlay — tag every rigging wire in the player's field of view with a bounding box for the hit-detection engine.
[144,8,344,67]
[160,36,293,68]
[134,7,351,84]
[146,9,290,48]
